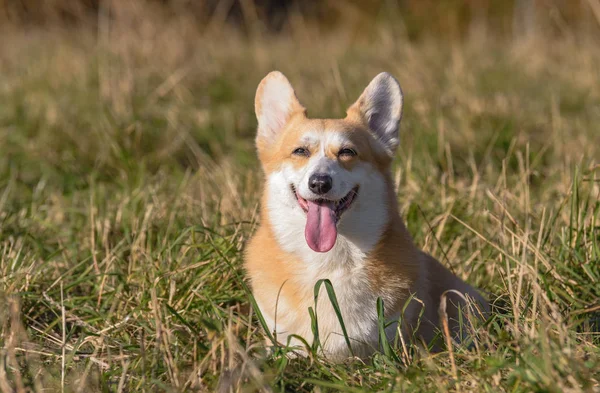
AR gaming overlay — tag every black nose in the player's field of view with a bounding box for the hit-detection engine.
[308,173,333,195]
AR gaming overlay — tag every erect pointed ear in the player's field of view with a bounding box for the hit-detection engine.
[255,71,305,150]
[347,72,403,156]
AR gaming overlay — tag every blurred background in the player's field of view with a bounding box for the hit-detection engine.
[1,0,598,175]
[1,0,599,40]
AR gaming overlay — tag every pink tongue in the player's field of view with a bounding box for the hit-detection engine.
[305,200,338,253]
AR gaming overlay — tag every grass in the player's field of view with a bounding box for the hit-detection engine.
[0,9,600,392]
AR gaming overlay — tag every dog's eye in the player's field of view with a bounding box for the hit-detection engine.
[292,147,310,157]
[338,148,357,157]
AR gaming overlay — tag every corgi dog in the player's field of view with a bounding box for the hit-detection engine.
[245,71,488,360]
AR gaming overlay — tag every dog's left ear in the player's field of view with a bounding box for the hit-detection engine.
[347,72,403,156]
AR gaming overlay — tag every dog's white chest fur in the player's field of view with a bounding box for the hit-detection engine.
[258,237,396,359]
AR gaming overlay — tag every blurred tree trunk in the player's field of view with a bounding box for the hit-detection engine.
[468,0,489,41]
[513,0,537,38]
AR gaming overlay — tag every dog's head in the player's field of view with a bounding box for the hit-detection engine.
[255,71,403,254]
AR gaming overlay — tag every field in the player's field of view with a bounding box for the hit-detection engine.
[1,7,600,392]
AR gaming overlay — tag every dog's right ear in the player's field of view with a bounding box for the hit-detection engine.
[347,72,403,157]
[255,71,305,151]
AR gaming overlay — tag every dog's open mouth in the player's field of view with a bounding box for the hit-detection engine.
[291,185,359,219]
[291,185,359,253]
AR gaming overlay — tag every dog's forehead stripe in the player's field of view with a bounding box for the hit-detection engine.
[297,129,351,148]
[299,131,320,146]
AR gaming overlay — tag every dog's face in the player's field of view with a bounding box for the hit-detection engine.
[255,72,404,255]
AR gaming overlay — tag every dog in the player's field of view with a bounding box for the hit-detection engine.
[244,71,489,360]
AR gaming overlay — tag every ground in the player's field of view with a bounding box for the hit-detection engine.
[0,13,599,392]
